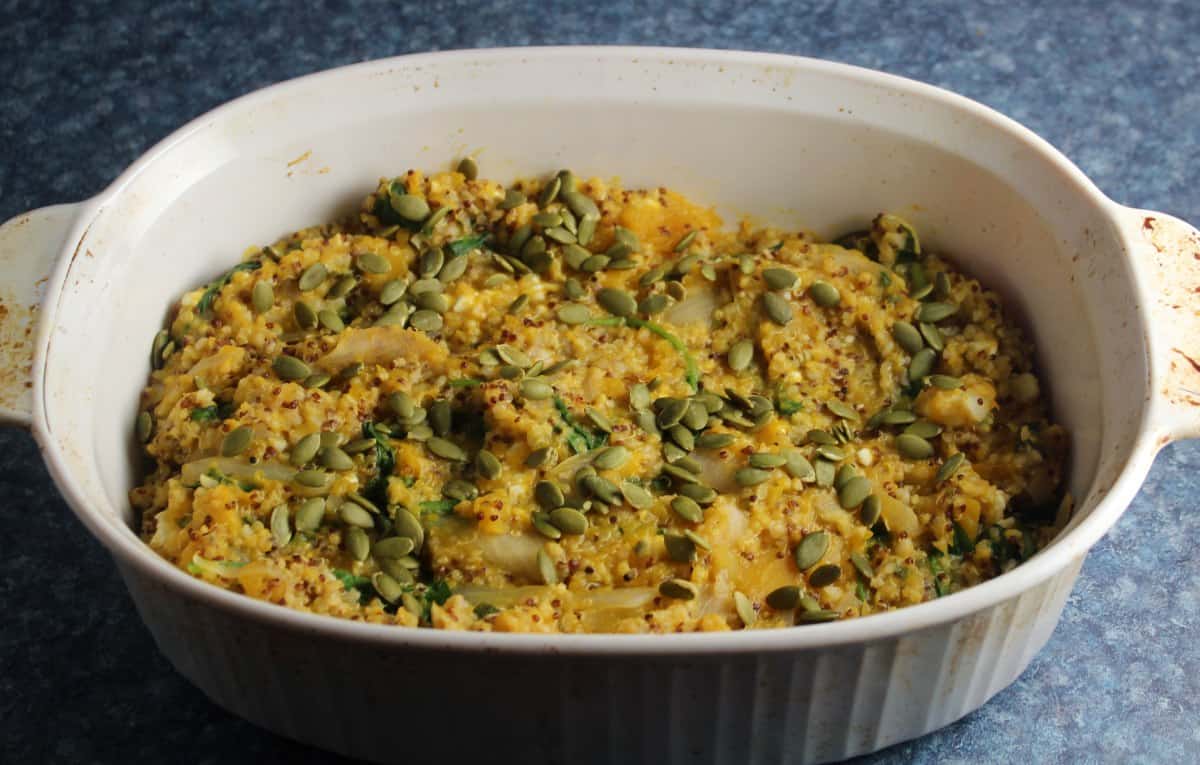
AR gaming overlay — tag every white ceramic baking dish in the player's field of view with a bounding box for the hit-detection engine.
[2,47,1198,763]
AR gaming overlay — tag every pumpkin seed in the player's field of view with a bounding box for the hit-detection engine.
[373,536,416,559]
[630,384,651,411]
[734,467,771,487]
[734,591,756,626]
[918,322,944,351]
[808,564,841,588]
[659,578,697,600]
[838,476,872,509]
[581,474,621,504]
[665,281,687,301]
[456,157,478,180]
[537,548,558,585]
[829,401,860,421]
[476,449,502,479]
[394,509,424,551]
[815,444,846,462]
[409,309,443,332]
[426,437,468,462]
[499,188,526,210]
[807,429,837,445]
[661,462,700,485]
[748,452,787,469]
[593,446,630,471]
[682,530,710,552]
[908,348,937,383]
[150,329,169,369]
[762,292,793,325]
[532,480,564,511]
[428,400,452,437]
[266,505,291,547]
[329,274,358,298]
[407,424,433,441]
[809,280,840,307]
[557,303,591,325]
[532,511,562,540]
[220,426,252,457]
[388,392,414,420]
[561,190,600,220]
[319,446,354,471]
[597,287,637,318]
[135,411,154,443]
[519,378,554,400]
[666,425,694,452]
[356,252,392,274]
[930,374,962,389]
[783,450,816,481]
[664,533,696,562]
[251,281,274,313]
[670,495,704,523]
[525,446,556,469]
[917,302,958,323]
[673,230,698,252]
[549,507,588,535]
[339,502,375,529]
[814,459,835,487]
[615,480,651,509]
[834,464,860,491]
[795,531,829,570]
[892,321,924,354]
[294,497,325,532]
[368,572,402,604]
[439,252,470,283]
[579,407,611,434]
[936,452,966,483]
[344,526,370,561]
[417,249,443,279]
[762,267,798,291]
[860,495,882,527]
[496,344,532,368]
[850,552,875,580]
[696,432,734,450]
[728,339,754,371]
[393,194,430,222]
[576,215,598,246]
[442,479,477,502]
[316,309,344,333]
[656,398,689,429]
[880,409,917,426]
[635,294,666,315]
[293,301,317,330]
[532,211,562,229]
[904,420,942,439]
[562,277,586,300]
[766,585,801,610]
[896,433,935,460]
[537,175,562,208]
[797,609,839,624]
[298,262,327,291]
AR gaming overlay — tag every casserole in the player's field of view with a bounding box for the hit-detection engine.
[1,46,1197,762]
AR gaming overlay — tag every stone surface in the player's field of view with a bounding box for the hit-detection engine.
[1,1,1197,762]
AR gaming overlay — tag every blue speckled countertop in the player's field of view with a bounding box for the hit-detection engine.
[2,1,1198,762]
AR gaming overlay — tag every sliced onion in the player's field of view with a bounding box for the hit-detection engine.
[477,533,543,579]
[662,285,724,326]
[180,457,295,486]
[316,326,447,372]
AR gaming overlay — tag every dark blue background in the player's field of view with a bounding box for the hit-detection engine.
[2,1,1197,762]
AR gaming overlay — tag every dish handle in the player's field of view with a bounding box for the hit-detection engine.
[0,203,82,427]
[1120,206,1200,442]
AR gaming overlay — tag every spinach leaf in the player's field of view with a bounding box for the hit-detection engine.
[446,234,489,258]
[190,405,220,423]
[197,260,260,319]
[419,499,458,516]
[362,422,396,507]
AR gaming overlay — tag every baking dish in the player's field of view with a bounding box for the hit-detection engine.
[2,47,1198,763]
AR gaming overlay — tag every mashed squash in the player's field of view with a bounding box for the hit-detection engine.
[131,164,1068,633]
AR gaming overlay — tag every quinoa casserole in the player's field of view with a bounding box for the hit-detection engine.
[130,161,1070,633]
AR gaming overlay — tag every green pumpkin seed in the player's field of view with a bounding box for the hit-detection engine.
[251,281,274,313]
[838,476,872,509]
[834,464,860,491]
[537,176,562,208]
[766,585,801,610]
[135,411,154,444]
[442,479,478,502]
[795,531,829,570]
[339,502,375,529]
[892,321,924,354]
[696,432,734,450]
[629,384,651,411]
[936,452,966,483]
[815,444,846,462]
[517,378,552,401]
[525,446,556,469]
[583,407,612,434]
[908,348,937,383]
[673,230,698,252]
[581,474,621,504]
[618,480,654,509]
[680,402,707,432]
[429,400,452,437]
[561,190,600,220]
[499,365,523,380]
[370,572,404,604]
[850,551,874,580]
[593,446,630,471]
[532,511,562,540]
[659,578,697,600]
[549,507,588,535]
[576,215,597,246]
[748,453,787,469]
[344,526,370,561]
[665,281,687,302]
[762,292,793,325]
[807,429,837,445]
[533,211,562,229]
[409,309,443,332]
[457,157,478,180]
[904,420,942,439]
[917,302,958,323]
[294,497,325,532]
[356,252,392,274]
[637,294,668,315]
[556,303,591,325]
[298,262,327,291]
[417,248,444,279]
[316,309,344,333]
[545,226,576,245]
[809,280,840,307]
[674,253,700,275]
[896,433,935,460]
[670,495,704,523]
[537,548,558,585]
[728,339,754,371]
[797,609,839,624]
[499,188,525,210]
[930,375,962,390]
[814,459,836,487]
[827,400,858,421]
[293,301,317,330]
[656,398,688,429]
[475,449,502,480]
[860,495,882,527]
[426,436,467,462]
[664,533,696,562]
[328,274,358,299]
[373,536,416,559]
[919,322,944,351]
[269,505,292,547]
[762,268,798,291]
[597,288,637,318]
[387,392,413,420]
[734,467,771,487]
[563,277,586,301]
[394,509,424,551]
[318,446,354,471]
[880,409,917,426]
[380,560,415,584]
[521,235,547,262]
[507,294,529,315]
[783,450,816,481]
[393,194,430,222]
[533,481,564,512]
[150,330,169,369]
[407,424,433,441]
[661,462,700,485]
[439,253,470,283]
[495,344,531,368]
[666,425,694,452]
[220,426,252,457]
[682,530,711,552]
[808,564,841,588]
[414,290,450,313]
[734,591,756,626]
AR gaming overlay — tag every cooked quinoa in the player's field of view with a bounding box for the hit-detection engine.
[131,162,1069,633]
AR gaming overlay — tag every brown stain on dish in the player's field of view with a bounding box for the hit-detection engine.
[1140,215,1200,413]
